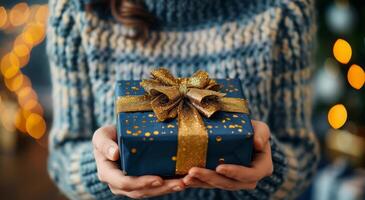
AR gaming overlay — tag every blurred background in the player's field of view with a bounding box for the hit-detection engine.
[0,0,364,199]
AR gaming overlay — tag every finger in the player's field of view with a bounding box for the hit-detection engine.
[183,175,213,189]
[189,167,240,190]
[94,150,163,191]
[92,125,119,161]
[108,184,128,196]
[251,120,271,151]
[125,179,185,199]
[217,144,273,182]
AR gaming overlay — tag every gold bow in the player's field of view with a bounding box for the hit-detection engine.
[116,68,249,175]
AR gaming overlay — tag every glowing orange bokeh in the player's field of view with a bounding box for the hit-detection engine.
[17,86,38,108]
[9,3,30,27]
[26,113,46,139]
[4,73,24,92]
[328,104,348,129]
[0,6,7,29]
[14,34,33,49]
[1,53,20,79]
[35,5,49,24]
[14,109,27,133]
[333,39,352,64]
[347,64,365,90]
[13,44,30,58]
[23,23,46,46]
[1,3,49,139]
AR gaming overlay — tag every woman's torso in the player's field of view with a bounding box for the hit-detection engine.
[77,0,283,142]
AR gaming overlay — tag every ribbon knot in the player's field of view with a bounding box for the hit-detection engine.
[178,83,188,95]
[116,68,249,174]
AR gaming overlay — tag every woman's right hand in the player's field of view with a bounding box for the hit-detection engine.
[92,125,185,199]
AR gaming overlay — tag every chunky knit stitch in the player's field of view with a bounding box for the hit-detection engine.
[47,0,319,199]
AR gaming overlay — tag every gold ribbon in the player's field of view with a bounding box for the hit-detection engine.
[116,68,249,175]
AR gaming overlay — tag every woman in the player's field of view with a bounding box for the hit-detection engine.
[47,0,319,199]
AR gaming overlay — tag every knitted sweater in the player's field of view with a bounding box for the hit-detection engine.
[47,0,319,199]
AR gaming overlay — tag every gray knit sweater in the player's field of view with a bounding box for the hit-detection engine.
[47,0,319,199]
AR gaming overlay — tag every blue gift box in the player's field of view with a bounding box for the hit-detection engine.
[115,78,254,177]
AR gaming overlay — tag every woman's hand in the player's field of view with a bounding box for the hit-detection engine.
[92,125,185,199]
[183,120,273,190]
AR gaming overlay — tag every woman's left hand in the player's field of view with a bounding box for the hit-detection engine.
[183,120,273,190]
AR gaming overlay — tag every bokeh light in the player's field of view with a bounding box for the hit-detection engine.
[13,44,30,58]
[333,39,352,64]
[9,3,30,27]
[23,23,46,46]
[14,34,33,49]
[1,53,20,79]
[4,73,24,92]
[17,86,38,107]
[328,104,348,129]
[0,6,7,29]
[25,113,46,139]
[0,3,48,139]
[347,64,365,90]
[34,5,49,24]
[14,109,28,133]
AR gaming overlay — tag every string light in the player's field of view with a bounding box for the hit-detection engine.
[34,5,49,24]
[9,3,30,27]
[0,6,7,29]
[23,23,46,46]
[333,39,352,64]
[14,109,28,133]
[4,73,24,92]
[1,53,20,79]
[328,104,347,129]
[0,3,49,139]
[347,64,365,90]
[26,113,46,139]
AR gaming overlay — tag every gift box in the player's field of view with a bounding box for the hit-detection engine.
[115,69,254,177]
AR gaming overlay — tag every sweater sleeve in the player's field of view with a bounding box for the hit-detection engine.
[231,0,319,199]
[47,0,121,199]
[269,1,320,199]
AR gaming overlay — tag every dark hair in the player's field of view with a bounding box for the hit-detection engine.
[86,0,156,40]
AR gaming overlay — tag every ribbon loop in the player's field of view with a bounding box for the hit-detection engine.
[116,68,250,175]
[150,68,179,86]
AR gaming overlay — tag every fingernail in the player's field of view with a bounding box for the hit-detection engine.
[108,146,116,157]
[172,186,182,191]
[151,181,162,187]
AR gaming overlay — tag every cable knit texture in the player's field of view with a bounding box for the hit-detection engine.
[47,0,319,199]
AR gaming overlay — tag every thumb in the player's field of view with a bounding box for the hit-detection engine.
[251,120,270,152]
[92,125,119,161]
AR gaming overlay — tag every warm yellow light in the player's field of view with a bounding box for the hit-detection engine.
[35,5,49,24]
[18,53,30,68]
[328,104,348,129]
[333,39,352,64]
[26,113,46,139]
[17,87,38,108]
[13,44,30,58]
[14,109,27,133]
[347,64,365,90]
[14,34,33,49]
[23,23,46,46]
[25,101,44,116]
[21,31,35,46]
[12,44,31,68]
[9,3,30,26]
[22,98,38,110]
[0,6,7,29]
[4,73,24,92]
[1,53,20,79]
